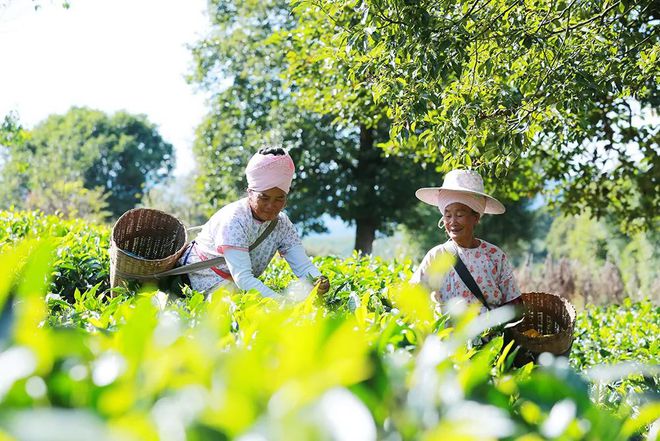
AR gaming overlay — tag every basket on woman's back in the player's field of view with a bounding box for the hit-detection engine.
[109,208,188,288]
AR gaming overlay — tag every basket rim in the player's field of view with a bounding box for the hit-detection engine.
[111,207,185,236]
[110,241,188,264]
[520,291,577,323]
[110,207,189,263]
[509,291,576,354]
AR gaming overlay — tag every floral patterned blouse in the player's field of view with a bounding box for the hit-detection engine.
[411,239,520,312]
[179,198,308,293]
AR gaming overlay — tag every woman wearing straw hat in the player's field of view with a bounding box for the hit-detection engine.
[179,147,329,298]
[410,169,520,312]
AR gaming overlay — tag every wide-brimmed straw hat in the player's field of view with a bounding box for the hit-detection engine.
[415,169,505,215]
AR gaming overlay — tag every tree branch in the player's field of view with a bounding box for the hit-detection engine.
[459,0,486,22]
[467,0,525,43]
[622,26,659,57]
[548,1,621,35]
[372,0,407,26]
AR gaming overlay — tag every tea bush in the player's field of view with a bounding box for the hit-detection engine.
[571,299,659,411]
[0,210,110,301]
[0,212,658,440]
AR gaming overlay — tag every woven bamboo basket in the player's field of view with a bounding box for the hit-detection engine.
[109,208,188,288]
[508,292,576,356]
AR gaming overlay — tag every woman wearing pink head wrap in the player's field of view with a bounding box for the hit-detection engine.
[179,147,329,299]
[410,169,521,313]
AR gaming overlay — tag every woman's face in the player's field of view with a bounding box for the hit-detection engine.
[442,202,480,246]
[248,187,287,221]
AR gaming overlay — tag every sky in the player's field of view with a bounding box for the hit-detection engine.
[0,0,209,176]
[0,0,356,239]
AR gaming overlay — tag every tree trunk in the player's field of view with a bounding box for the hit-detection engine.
[352,124,379,254]
[354,217,377,254]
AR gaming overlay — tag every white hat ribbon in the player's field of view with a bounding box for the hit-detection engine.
[415,169,505,215]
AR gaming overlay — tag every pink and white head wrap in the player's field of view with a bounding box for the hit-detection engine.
[245,150,296,194]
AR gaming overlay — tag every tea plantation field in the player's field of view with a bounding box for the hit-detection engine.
[0,211,658,440]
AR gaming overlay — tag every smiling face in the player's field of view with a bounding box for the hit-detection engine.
[248,187,287,221]
[442,202,480,248]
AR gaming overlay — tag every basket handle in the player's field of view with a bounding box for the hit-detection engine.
[187,225,203,235]
[113,255,228,281]
[155,256,228,278]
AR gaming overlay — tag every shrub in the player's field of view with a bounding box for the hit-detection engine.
[0,210,110,301]
[0,239,657,440]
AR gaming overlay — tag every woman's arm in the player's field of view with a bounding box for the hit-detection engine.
[275,215,329,294]
[281,244,321,279]
[410,244,450,286]
[498,254,521,303]
[281,245,330,294]
[223,248,279,298]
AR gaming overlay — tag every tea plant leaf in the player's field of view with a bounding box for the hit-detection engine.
[0,211,657,438]
[621,402,660,437]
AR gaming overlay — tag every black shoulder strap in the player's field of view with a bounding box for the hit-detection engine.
[248,217,278,251]
[145,217,280,279]
[448,242,491,310]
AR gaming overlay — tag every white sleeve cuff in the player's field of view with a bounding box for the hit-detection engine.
[282,244,322,279]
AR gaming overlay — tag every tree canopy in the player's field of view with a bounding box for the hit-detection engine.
[0,107,174,219]
[289,0,659,232]
[189,0,443,253]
